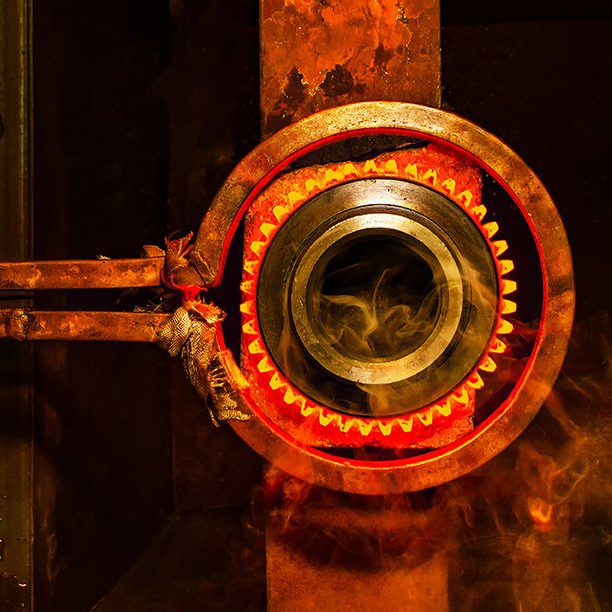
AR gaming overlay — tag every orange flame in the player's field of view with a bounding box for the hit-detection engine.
[527,497,554,532]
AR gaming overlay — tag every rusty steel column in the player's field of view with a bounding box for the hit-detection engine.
[260,0,440,137]
[260,2,446,611]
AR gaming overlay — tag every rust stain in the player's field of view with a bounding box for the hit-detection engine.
[0,310,171,342]
[0,258,164,290]
[261,0,440,137]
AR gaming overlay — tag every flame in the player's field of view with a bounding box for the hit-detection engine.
[527,497,554,532]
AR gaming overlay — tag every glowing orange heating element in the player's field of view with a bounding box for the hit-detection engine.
[241,143,517,449]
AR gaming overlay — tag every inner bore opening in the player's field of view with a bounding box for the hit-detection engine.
[307,234,443,362]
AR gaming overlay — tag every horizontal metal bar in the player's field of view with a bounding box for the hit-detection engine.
[0,257,164,290]
[0,309,171,342]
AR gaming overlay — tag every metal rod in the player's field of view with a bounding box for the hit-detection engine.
[0,257,164,290]
[0,309,170,342]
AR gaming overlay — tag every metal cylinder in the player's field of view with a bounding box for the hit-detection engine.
[258,179,497,416]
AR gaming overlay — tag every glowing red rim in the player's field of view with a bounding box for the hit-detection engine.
[196,102,574,494]
[239,145,518,447]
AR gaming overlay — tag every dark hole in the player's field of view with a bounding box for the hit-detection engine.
[309,234,442,362]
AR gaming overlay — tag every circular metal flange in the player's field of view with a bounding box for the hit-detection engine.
[258,179,498,416]
[197,102,574,495]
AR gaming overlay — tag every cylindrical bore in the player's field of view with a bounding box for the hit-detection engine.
[291,213,464,385]
[305,231,444,363]
[258,178,498,416]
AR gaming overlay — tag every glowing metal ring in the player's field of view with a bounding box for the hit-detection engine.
[242,150,510,442]
[198,102,574,495]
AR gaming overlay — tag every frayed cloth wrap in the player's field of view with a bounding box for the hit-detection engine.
[158,306,250,425]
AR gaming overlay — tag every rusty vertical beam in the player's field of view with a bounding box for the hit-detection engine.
[260,0,441,137]
[260,2,445,610]
[265,471,449,612]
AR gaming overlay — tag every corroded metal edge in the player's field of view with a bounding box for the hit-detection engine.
[0,257,164,290]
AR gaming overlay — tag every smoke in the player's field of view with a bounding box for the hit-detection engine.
[313,257,442,362]
[355,258,500,418]
[246,315,612,610]
[442,314,612,610]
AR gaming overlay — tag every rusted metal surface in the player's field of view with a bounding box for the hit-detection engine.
[0,257,164,290]
[194,101,575,494]
[260,0,441,137]
[267,524,447,611]
[265,471,448,611]
[0,2,32,261]
[0,310,170,342]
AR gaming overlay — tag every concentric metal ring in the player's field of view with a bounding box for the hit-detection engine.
[257,178,498,417]
[195,102,574,495]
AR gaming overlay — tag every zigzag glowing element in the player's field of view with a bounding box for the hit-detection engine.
[240,147,517,444]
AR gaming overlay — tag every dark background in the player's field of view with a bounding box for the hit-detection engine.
[28,1,612,610]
